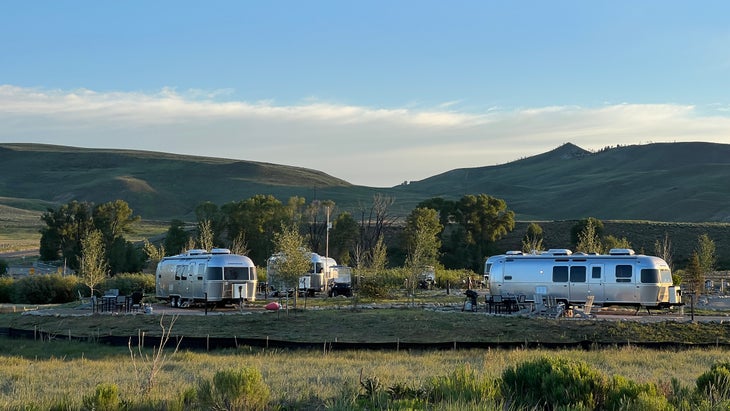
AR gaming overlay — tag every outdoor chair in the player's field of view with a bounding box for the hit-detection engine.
[130,291,144,312]
[573,295,595,318]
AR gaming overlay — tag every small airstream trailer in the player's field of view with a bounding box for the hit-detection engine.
[486,248,682,310]
[156,248,257,307]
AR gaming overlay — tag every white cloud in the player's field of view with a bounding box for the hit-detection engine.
[1,85,730,187]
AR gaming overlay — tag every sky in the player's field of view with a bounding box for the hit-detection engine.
[2,1,730,187]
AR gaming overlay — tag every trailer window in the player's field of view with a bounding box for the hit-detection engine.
[661,269,672,283]
[616,265,633,282]
[205,267,223,281]
[641,269,660,284]
[225,267,254,281]
[570,266,586,282]
[592,266,602,279]
[552,266,568,282]
[175,265,186,280]
[485,263,492,275]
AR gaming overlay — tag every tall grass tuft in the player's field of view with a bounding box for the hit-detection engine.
[696,361,730,407]
[195,367,270,411]
[427,363,500,405]
[82,383,120,411]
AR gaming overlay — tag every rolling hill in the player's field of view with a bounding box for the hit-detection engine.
[1,142,730,223]
[394,142,730,222]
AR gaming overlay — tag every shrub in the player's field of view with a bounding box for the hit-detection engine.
[696,361,730,403]
[82,383,120,411]
[501,356,607,410]
[0,277,13,303]
[195,367,270,411]
[606,375,670,411]
[12,274,80,304]
[102,273,155,296]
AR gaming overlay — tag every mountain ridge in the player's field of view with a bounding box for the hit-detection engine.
[1,141,729,222]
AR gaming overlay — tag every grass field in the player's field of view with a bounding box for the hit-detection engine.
[2,302,730,409]
[0,332,729,409]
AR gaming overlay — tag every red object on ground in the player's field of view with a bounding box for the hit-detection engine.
[264,302,281,311]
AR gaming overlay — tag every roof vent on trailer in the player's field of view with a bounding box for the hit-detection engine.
[186,249,208,256]
[211,248,231,255]
[609,248,635,256]
[505,251,523,255]
[547,249,572,256]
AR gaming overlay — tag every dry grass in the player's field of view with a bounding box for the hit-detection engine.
[0,337,727,409]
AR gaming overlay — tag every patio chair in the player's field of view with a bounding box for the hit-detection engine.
[573,295,595,318]
[130,291,144,312]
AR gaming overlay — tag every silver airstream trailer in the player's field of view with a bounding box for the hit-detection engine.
[486,248,682,309]
[156,248,257,307]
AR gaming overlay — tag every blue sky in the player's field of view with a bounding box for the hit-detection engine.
[2,1,730,187]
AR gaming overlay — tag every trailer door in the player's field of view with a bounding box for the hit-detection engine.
[568,265,588,303]
[588,264,606,303]
[192,262,205,299]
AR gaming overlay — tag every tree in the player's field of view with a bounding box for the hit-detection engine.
[79,229,109,297]
[144,240,165,270]
[521,223,544,254]
[403,208,442,303]
[163,219,190,255]
[356,194,398,267]
[684,252,703,298]
[0,259,7,277]
[270,224,310,309]
[454,194,515,271]
[220,195,294,265]
[39,200,95,268]
[415,194,515,271]
[195,201,225,246]
[197,220,215,251]
[229,231,249,256]
[571,217,604,247]
[696,233,716,293]
[575,218,603,254]
[654,232,674,271]
[39,200,141,273]
[369,235,388,273]
[329,212,358,265]
[304,200,335,255]
[404,207,442,268]
[602,235,631,251]
[92,200,140,247]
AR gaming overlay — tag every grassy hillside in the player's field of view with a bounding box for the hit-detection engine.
[0,143,381,219]
[3,142,730,223]
[394,142,730,222]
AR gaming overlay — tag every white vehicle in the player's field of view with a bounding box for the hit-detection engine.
[485,248,682,309]
[156,248,257,307]
[267,252,338,296]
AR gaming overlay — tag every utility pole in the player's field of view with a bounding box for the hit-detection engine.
[325,204,331,261]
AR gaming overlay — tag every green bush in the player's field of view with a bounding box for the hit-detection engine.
[0,277,13,303]
[696,361,730,403]
[606,375,670,410]
[501,356,607,410]
[195,367,270,411]
[82,383,120,411]
[102,273,155,296]
[12,274,80,304]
